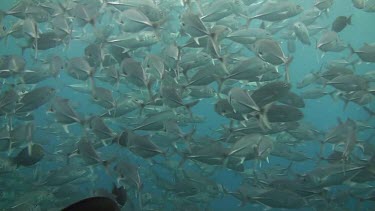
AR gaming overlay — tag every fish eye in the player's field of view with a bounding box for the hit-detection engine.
[182,23,185,26]
[2,26,6,31]
[120,20,124,24]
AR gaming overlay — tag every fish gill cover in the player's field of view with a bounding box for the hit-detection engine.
[0,0,374,210]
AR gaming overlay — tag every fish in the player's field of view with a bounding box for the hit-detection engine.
[91,86,116,109]
[89,116,115,141]
[74,136,107,166]
[222,57,277,83]
[228,87,260,115]
[251,189,307,209]
[180,11,209,38]
[301,88,332,99]
[246,1,303,24]
[317,30,348,52]
[226,28,272,45]
[350,43,375,63]
[214,99,245,120]
[251,81,291,107]
[85,43,103,68]
[251,39,293,81]
[49,97,84,132]
[116,129,165,158]
[332,15,352,32]
[111,185,128,206]
[299,7,322,25]
[38,166,88,186]
[227,133,273,164]
[293,21,311,45]
[0,55,26,78]
[12,143,44,167]
[107,30,159,50]
[278,91,305,108]
[0,0,374,210]
[62,197,120,211]
[180,141,229,166]
[326,74,368,92]
[0,89,19,115]
[113,160,142,191]
[200,0,246,22]
[186,65,219,87]
[300,163,366,189]
[100,96,138,118]
[22,17,39,58]
[315,0,334,12]
[266,104,304,123]
[32,31,64,50]
[66,57,95,81]
[352,0,365,9]
[15,86,56,114]
[116,8,165,33]
[17,69,51,85]
[121,58,150,89]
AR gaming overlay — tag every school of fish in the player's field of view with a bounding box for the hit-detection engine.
[0,0,375,210]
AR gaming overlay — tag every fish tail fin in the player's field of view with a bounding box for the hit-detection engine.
[182,125,196,143]
[367,155,375,174]
[347,15,353,25]
[283,162,294,176]
[258,103,273,131]
[0,10,4,19]
[3,32,10,46]
[146,79,155,101]
[26,123,34,156]
[177,151,188,168]
[34,36,38,60]
[348,44,356,59]
[154,14,170,30]
[350,58,359,71]
[318,141,325,163]
[315,151,325,165]
[259,21,266,29]
[245,17,253,28]
[184,100,200,118]
[216,77,226,99]
[102,157,116,175]
[363,106,375,119]
[137,189,143,211]
[66,152,72,165]
[284,56,294,82]
[328,90,342,103]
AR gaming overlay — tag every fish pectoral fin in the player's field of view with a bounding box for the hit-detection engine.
[62,124,70,134]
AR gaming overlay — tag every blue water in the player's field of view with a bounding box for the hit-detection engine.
[0,0,375,210]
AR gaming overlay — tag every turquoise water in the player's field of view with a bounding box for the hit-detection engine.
[0,0,374,210]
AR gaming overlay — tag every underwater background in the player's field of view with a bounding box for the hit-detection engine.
[0,0,375,210]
